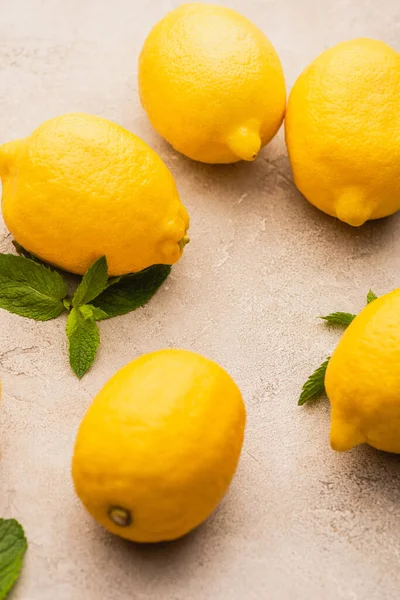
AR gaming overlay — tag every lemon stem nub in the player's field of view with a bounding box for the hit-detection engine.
[108,506,132,527]
[178,234,190,250]
[227,126,261,162]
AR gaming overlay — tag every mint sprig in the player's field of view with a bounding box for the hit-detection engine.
[299,290,378,405]
[0,518,27,599]
[0,249,172,378]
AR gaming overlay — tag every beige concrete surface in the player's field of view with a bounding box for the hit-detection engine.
[1,0,400,598]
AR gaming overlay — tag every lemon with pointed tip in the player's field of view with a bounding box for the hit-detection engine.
[0,113,189,276]
[326,290,400,454]
[72,349,246,543]
[138,3,286,164]
[285,38,400,226]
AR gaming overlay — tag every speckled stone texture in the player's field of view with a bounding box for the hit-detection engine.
[1,1,400,598]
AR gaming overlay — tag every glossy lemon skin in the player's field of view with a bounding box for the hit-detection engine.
[0,113,189,276]
[285,39,400,226]
[139,3,286,164]
[326,290,400,454]
[72,349,246,542]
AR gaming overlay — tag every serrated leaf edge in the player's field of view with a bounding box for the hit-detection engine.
[298,358,330,406]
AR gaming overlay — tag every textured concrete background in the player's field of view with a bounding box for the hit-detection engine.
[1,1,400,598]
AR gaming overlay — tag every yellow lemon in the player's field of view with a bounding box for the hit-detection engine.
[72,349,246,542]
[325,290,400,454]
[0,113,189,276]
[285,39,400,226]
[138,3,286,164]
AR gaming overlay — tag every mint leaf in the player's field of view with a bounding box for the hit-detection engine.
[320,312,355,327]
[90,306,108,321]
[0,519,27,600]
[105,276,123,288]
[93,265,171,319]
[367,290,378,304]
[72,256,108,307]
[79,304,108,321]
[298,358,330,406]
[66,307,100,378]
[78,305,95,320]
[0,254,67,320]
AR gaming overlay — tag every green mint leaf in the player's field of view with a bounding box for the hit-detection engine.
[367,290,378,304]
[0,518,27,600]
[78,305,108,321]
[319,312,356,327]
[89,306,108,321]
[66,307,100,378]
[78,305,94,320]
[105,276,123,288]
[298,358,330,406]
[92,264,171,319]
[0,254,67,321]
[72,256,108,307]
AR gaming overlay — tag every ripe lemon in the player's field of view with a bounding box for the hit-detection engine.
[138,3,286,164]
[72,349,246,542]
[0,113,189,276]
[325,290,400,454]
[285,39,400,226]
